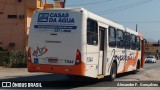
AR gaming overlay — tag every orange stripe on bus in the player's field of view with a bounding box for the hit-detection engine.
[124,51,139,72]
[118,51,139,74]
[28,61,86,76]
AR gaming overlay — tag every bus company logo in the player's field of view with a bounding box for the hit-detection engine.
[37,13,75,23]
[32,47,48,57]
[38,13,49,22]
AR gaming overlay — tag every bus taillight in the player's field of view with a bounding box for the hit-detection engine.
[76,49,81,65]
[28,48,31,61]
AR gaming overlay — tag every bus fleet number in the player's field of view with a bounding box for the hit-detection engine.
[65,60,74,63]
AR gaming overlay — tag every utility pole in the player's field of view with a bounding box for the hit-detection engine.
[136,24,138,32]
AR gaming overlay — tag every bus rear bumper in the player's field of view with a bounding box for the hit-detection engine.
[27,61,86,76]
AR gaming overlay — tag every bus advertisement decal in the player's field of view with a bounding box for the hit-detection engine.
[109,49,138,72]
[35,13,78,32]
[32,47,48,57]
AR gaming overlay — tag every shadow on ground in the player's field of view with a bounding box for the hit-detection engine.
[0,71,137,89]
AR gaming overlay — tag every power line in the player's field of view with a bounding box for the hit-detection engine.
[117,21,160,23]
[98,0,154,15]
[67,0,113,6]
[99,0,153,14]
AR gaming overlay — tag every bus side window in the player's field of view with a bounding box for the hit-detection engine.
[124,32,131,49]
[87,19,98,45]
[116,29,124,48]
[136,36,141,50]
[109,27,116,47]
[131,34,136,50]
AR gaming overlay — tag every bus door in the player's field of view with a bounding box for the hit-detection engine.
[98,27,106,75]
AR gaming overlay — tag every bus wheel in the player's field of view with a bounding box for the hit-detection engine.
[109,62,117,81]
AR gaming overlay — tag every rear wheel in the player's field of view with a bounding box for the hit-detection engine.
[109,62,117,81]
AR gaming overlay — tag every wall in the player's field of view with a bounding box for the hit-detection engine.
[145,42,160,55]
[0,0,43,50]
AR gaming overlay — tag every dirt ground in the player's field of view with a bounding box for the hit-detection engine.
[0,67,45,79]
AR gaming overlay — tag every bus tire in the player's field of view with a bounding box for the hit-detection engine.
[109,62,117,81]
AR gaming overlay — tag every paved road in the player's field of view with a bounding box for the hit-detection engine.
[0,61,160,90]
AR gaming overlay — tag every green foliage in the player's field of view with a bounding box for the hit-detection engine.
[0,50,27,68]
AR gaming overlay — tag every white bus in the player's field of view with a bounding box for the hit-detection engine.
[28,8,145,81]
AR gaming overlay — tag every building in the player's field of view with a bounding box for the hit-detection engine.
[0,0,55,50]
[145,42,160,59]
[0,0,65,51]
[0,0,44,50]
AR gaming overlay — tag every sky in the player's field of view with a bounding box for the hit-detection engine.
[47,0,160,42]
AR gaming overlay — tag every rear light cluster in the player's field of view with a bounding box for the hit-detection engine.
[75,49,81,65]
[28,48,31,61]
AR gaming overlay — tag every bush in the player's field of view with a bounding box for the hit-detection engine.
[0,50,27,68]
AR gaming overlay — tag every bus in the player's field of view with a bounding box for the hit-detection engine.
[28,8,145,81]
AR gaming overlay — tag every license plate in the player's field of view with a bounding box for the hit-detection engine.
[48,58,58,63]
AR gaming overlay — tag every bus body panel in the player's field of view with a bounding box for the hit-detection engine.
[85,45,99,77]
[28,60,86,76]
[28,8,87,76]
[29,9,82,65]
